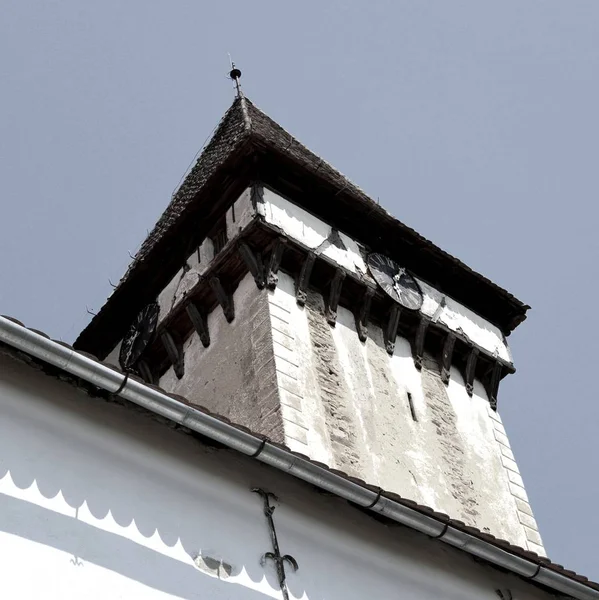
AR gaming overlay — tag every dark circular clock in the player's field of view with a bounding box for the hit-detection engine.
[367,253,423,311]
[119,302,159,370]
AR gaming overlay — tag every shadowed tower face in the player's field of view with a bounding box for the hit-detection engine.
[75,95,544,556]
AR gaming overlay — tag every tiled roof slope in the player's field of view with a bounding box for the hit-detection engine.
[119,97,249,284]
[4,313,599,596]
[133,96,528,312]
[75,95,528,354]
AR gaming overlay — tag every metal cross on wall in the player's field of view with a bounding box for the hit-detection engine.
[253,488,299,600]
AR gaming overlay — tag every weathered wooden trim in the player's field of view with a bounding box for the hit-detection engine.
[185,301,210,348]
[266,237,287,290]
[355,287,374,343]
[326,268,346,326]
[239,241,265,289]
[161,331,185,379]
[137,360,155,385]
[487,361,502,410]
[250,183,264,210]
[384,305,401,355]
[296,252,316,306]
[464,347,480,396]
[412,317,430,371]
[440,332,456,385]
[210,276,235,322]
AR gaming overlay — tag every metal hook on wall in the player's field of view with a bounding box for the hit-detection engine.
[252,488,298,600]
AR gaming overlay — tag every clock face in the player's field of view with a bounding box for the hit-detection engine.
[367,253,423,311]
[119,303,159,370]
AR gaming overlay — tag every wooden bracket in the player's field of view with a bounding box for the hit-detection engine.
[487,361,502,410]
[440,332,456,385]
[384,305,401,355]
[412,317,430,370]
[464,347,480,396]
[186,301,210,348]
[210,276,235,322]
[266,238,287,290]
[161,331,185,379]
[250,183,264,210]
[239,241,265,289]
[326,268,346,325]
[355,287,374,342]
[137,360,155,385]
[296,252,316,306]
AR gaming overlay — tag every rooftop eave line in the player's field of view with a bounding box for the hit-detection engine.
[1,315,597,600]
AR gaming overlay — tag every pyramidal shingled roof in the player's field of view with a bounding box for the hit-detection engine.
[126,95,380,272]
[75,95,528,355]
[130,97,250,271]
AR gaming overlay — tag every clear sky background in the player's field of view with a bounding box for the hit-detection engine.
[1,0,597,579]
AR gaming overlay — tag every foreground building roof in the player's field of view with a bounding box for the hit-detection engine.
[2,314,598,600]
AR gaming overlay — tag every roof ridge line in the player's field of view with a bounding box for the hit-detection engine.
[239,95,252,133]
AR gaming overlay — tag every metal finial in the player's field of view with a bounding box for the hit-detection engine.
[228,54,243,97]
[229,65,242,81]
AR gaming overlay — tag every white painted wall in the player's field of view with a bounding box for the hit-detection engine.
[156,265,543,555]
[258,186,512,363]
[0,353,554,600]
[155,185,511,364]
[104,183,540,561]
[268,272,544,556]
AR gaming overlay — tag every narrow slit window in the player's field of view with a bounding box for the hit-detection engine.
[407,392,418,422]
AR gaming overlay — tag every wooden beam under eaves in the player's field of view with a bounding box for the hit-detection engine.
[296,252,316,306]
[384,306,401,355]
[210,276,235,322]
[266,237,287,290]
[355,287,374,343]
[326,269,346,326]
[186,302,210,348]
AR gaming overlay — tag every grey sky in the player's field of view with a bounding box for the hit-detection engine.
[1,0,597,579]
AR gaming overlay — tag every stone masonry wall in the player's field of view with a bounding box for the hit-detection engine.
[159,272,284,443]
[267,271,545,555]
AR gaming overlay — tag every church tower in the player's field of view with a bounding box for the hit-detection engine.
[75,90,544,556]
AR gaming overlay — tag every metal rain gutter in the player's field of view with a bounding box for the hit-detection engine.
[0,314,595,600]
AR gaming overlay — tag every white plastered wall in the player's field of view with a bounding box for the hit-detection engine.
[103,184,542,555]
[256,186,542,555]
[258,187,512,363]
[266,273,544,555]
[0,353,555,600]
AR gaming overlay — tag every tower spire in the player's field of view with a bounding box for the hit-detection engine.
[228,55,243,98]
[228,56,251,131]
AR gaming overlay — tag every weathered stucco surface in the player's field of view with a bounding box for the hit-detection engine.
[159,273,284,443]
[110,183,542,556]
[268,271,544,555]
[157,187,256,327]
[0,353,555,599]
[258,186,512,363]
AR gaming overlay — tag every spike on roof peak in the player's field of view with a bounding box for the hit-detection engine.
[228,61,243,98]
